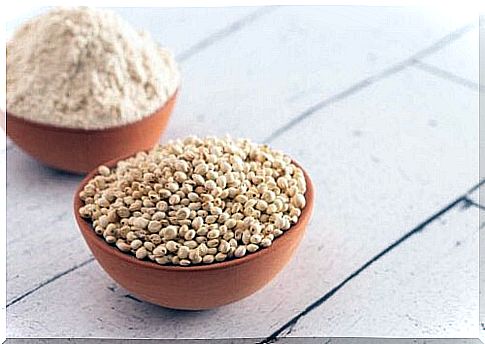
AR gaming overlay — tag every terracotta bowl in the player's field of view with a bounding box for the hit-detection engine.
[6,92,177,174]
[74,154,314,310]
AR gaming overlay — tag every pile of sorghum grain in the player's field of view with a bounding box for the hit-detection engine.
[78,136,307,266]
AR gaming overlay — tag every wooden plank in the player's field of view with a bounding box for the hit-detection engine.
[287,206,479,338]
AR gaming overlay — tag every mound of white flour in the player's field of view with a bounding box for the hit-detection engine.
[7,7,180,129]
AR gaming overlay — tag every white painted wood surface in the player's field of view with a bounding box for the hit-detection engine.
[420,27,479,84]
[163,6,476,142]
[289,206,479,338]
[5,6,481,340]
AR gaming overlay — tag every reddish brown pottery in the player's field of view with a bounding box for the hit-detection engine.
[6,92,177,174]
[74,155,314,310]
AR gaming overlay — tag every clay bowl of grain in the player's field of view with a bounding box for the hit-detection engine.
[74,154,314,310]
[6,91,177,174]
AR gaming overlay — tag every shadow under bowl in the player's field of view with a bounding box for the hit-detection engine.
[74,154,314,310]
[6,92,177,174]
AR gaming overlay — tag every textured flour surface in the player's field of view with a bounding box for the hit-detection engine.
[6,7,180,129]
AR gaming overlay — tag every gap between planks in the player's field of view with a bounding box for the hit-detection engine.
[6,257,95,308]
[463,197,485,212]
[176,6,278,62]
[258,179,484,343]
[410,60,483,92]
[263,22,476,144]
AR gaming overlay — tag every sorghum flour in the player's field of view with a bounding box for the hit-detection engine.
[7,7,180,129]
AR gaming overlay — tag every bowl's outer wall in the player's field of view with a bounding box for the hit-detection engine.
[6,94,176,174]
[75,153,314,310]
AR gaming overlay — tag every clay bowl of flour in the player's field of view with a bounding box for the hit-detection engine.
[6,7,180,173]
[7,92,177,173]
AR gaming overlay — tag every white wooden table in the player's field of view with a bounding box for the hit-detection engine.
[5,6,482,340]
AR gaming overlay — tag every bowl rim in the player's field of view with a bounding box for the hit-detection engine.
[6,89,178,134]
[74,151,314,272]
